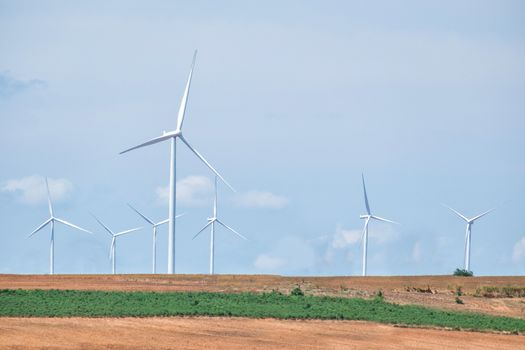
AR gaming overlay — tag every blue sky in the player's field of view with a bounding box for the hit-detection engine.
[1,0,524,276]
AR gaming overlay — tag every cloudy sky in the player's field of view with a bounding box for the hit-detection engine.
[1,1,524,276]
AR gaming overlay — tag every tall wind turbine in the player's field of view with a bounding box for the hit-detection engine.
[193,176,247,275]
[127,203,184,274]
[92,215,142,274]
[120,50,233,274]
[444,205,495,271]
[28,177,91,274]
[359,174,398,276]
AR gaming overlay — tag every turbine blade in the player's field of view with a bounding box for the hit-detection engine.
[442,204,469,222]
[371,215,399,225]
[45,177,54,217]
[115,227,142,236]
[217,219,248,240]
[28,218,52,237]
[110,238,115,259]
[120,133,173,155]
[362,173,371,215]
[127,203,155,225]
[179,135,235,192]
[155,214,184,227]
[91,214,115,237]
[156,219,170,227]
[192,221,213,240]
[54,218,92,234]
[176,50,197,132]
[471,208,495,222]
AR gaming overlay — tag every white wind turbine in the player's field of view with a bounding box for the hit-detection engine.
[120,50,233,274]
[92,215,142,274]
[127,203,184,274]
[444,205,495,272]
[193,176,247,275]
[359,174,398,276]
[28,177,91,274]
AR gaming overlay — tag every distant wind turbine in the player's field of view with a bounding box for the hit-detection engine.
[193,176,247,274]
[443,205,495,271]
[127,203,184,274]
[359,174,398,277]
[28,177,91,274]
[120,50,233,274]
[91,214,142,274]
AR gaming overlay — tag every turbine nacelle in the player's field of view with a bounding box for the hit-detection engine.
[28,177,92,274]
[163,130,181,138]
[443,205,495,272]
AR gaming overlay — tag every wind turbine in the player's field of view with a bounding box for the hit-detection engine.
[127,203,184,274]
[359,174,398,276]
[120,50,233,274]
[193,176,247,274]
[443,205,495,272]
[91,215,142,274]
[28,177,91,274]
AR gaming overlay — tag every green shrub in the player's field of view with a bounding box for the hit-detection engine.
[374,290,384,302]
[453,268,473,277]
[455,296,464,304]
[290,286,304,297]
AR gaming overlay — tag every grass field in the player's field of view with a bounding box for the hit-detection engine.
[1,289,524,334]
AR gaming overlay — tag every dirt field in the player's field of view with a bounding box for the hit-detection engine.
[1,274,524,318]
[1,317,524,350]
[1,275,524,349]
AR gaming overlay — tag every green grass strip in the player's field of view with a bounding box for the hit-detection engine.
[1,289,524,333]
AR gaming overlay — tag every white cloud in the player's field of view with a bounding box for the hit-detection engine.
[253,236,317,273]
[234,190,289,209]
[512,237,525,262]
[1,175,73,204]
[156,175,213,207]
[331,226,362,249]
[254,254,286,271]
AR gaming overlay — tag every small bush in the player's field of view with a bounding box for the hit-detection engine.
[290,286,304,297]
[455,296,464,304]
[374,290,384,302]
[456,286,463,297]
[453,268,473,277]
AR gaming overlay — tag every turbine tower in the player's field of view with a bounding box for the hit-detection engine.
[444,205,495,271]
[359,174,398,277]
[28,177,91,274]
[92,214,142,274]
[128,203,184,274]
[120,50,233,274]
[193,176,247,274]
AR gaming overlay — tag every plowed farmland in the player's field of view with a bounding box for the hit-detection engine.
[1,274,524,349]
